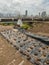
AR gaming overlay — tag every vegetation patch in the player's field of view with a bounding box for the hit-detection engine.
[21,23,31,29]
[0,22,15,26]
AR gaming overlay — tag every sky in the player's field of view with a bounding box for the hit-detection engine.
[0,0,49,15]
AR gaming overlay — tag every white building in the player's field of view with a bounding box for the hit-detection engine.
[17,19,23,26]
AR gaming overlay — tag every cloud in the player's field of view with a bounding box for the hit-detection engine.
[0,0,49,15]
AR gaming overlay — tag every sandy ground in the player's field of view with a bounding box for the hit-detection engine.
[34,32,49,37]
[0,25,13,32]
[28,22,49,36]
[0,25,33,65]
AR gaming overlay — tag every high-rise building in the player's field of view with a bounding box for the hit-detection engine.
[25,10,28,16]
[41,11,47,18]
[39,12,40,16]
[41,11,47,20]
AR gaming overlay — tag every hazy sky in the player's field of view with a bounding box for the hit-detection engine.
[0,0,49,15]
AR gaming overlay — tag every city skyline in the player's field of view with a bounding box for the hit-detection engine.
[0,0,49,15]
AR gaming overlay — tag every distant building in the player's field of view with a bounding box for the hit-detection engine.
[41,11,47,20]
[39,12,40,16]
[25,10,28,16]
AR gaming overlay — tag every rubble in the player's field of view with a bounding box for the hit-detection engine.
[0,29,49,65]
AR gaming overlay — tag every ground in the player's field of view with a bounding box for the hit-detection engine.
[0,22,49,65]
[0,25,13,32]
[0,25,33,65]
[27,22,49,36]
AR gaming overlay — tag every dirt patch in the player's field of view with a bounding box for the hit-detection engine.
[28,22,49,36]
[0,25,13,32]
